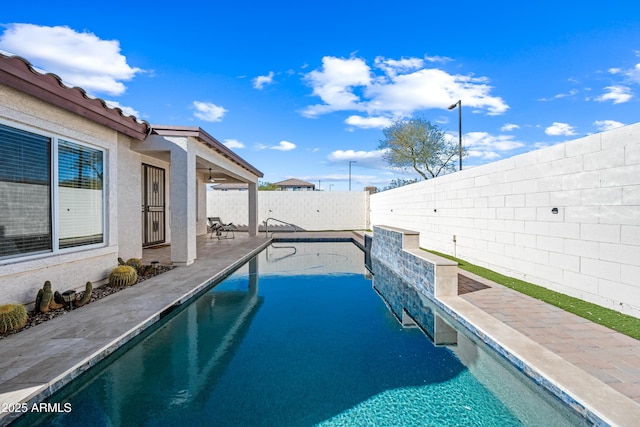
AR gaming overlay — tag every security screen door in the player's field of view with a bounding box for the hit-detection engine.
[142,164,165,246]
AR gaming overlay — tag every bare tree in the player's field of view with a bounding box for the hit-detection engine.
[378,118,463,179]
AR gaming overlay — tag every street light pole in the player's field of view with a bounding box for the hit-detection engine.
[348,160,357,191]
[448,99,462,171]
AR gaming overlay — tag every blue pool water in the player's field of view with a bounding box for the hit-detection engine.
[14,243,586,426]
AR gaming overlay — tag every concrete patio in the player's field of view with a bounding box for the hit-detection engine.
[0,232,639,426]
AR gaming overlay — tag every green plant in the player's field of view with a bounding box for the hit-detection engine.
[126,258,142,272]
[0,303,28,334]
[74,282,93,308]
[109,265,138,287]
[37,281,63,313]
[54,291,65,305]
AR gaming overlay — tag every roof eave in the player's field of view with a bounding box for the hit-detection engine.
[0,53,150,140]
[151,125,264,178]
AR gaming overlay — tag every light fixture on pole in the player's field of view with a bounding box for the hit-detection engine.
[447,99,462,171]
[349,160,357,191]
[208,168,214,183]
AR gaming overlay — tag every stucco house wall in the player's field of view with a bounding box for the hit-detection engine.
[0,84,134,304]
[370,122,640,317]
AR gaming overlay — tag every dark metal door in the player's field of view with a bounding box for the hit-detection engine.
[142,164,165,246]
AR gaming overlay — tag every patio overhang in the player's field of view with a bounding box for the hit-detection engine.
[132,125,262,265]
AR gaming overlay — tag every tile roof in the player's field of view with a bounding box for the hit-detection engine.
[274,178,315,187]
[0,53,150,140]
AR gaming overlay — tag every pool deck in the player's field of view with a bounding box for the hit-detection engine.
[1,231,639,426]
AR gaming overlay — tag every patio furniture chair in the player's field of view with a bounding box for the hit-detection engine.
[208,217,236,239]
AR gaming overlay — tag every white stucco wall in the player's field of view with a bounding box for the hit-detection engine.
[370,122,640,317]
[207,190,369,231]
[0,85,135,305]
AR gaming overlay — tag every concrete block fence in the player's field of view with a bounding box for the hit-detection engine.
[370,122,640,318]
[208,190,369,231]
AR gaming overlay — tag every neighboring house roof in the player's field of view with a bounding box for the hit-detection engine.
[151,125,263,178]
[212,183,249,191]
[0,53,150,140]
[274,178,315,188]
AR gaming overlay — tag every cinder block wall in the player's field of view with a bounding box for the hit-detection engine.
[370,123,640,318]
[208,191,369,231]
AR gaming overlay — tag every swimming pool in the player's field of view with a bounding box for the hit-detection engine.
[13,242,587,426]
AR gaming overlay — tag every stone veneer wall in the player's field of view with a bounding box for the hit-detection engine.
[370,225,458,298]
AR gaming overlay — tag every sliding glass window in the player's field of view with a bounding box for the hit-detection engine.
[0,123,105,260]
[0,124,52,258]
[58,140,104,249]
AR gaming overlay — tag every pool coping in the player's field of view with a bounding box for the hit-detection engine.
[436,292,640,427]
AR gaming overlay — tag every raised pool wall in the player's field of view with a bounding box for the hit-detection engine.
[370,122,640,318]
[369,225,458,298]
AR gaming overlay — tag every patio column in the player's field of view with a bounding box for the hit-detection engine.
[247,181,258,236]
[170,148,197,265]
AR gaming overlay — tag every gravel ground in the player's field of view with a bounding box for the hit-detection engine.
[0,266,174,340]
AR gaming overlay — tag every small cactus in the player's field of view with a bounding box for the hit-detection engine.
[74,282,93,308]
[126,258,142,272]
[54,291,65,305]
[35,288,43,313]
[39,281,53,313]
[0,303,28,334]
[109,265,138,287]
[37,281,64,313]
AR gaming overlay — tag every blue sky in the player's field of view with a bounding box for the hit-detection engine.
[2,1,639,190]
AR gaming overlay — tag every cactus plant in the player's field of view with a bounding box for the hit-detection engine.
[74,282,93,308]
[109,265,138,287]
[35,288,43,313]
[54,291,65,305]
[126,258,142,272]
[0,303,28,334]
[38,281,53,313]
[38,281,64,313]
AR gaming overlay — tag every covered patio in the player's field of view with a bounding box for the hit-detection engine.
[132,125,263,266]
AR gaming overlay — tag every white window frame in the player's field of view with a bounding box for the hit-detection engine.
[0,119,107,264]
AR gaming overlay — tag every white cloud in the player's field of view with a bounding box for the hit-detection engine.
[104,100,140,118]
[595,85,632,104]
[327,149,389,169]
[252,71,275,89]
[593,120,625,132]
[0,23,142,96]
[345,115,393,129]
[500,123,520,132]
[257,140,296,151]
[545,122,576,136]
[626,63,640,84]
[273,140,296,151]
[301,55,508,126]
[424,54,453,63]
[223,139,245,149]
[373,56,424,77]
[463,132,525,160]
[538,89,578,101]
[193,101,227,122]
[302,56,372,117]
